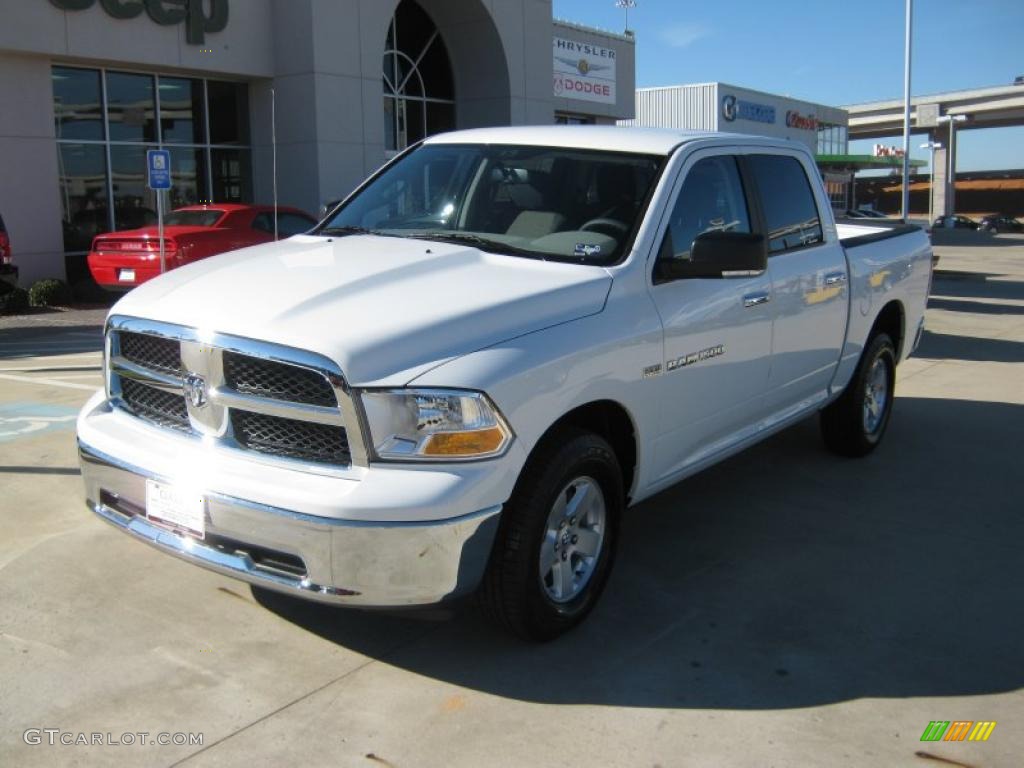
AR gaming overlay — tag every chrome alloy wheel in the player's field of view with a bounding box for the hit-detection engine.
[862,357,890,434]
[539,475,606,604]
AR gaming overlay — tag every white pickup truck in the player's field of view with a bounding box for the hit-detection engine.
[78,127,932,640]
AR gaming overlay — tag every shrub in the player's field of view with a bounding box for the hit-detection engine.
[28,278,73,307]
[0,286,29,314]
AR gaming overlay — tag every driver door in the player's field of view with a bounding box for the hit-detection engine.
[646,151,774,483]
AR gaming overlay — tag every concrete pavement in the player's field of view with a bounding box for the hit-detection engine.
[1,234,1022,767]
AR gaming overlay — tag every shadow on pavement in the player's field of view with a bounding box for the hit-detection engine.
[916,329,1024,364]
[928,296,1024,315]
[932,271,1024,302]
[930,229,1024,248]
[255,396,1024,710]
[0,466,81,475]
[0,324,103,359]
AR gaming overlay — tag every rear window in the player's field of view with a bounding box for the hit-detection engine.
[747,155,823,254]
[163,210,224,227]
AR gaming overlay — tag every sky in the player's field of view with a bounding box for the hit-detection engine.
[552,0,1024,173]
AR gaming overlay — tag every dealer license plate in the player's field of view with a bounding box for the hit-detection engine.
[145,480,205,539]
[118,269,136,282]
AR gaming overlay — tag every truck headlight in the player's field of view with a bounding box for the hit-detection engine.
[360,389,512,460]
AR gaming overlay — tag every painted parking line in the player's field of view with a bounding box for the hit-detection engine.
[2,353,101,361]
[0,365,101,373]
[0,372,99,392]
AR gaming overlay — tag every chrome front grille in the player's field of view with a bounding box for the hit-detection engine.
[223,351,337,407]
[120,331,182,377]
[106,317,360,470]
[231,410,350,464]
[120,378,191,432]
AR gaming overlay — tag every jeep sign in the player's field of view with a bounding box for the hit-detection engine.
[49,0,228,45]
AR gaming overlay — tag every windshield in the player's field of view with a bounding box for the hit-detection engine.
[163,210,224,227]
[319,143,663,264]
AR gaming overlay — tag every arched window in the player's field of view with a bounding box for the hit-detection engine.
[383,0,455,153]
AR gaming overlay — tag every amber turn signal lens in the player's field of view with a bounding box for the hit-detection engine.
[422,427,506,456]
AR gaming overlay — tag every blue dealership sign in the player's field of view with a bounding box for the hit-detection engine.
[147,149,171,190]
[721,94,776,125]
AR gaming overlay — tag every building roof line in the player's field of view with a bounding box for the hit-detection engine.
[552,18,635,43]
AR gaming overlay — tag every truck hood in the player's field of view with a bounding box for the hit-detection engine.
[110,234,612,385]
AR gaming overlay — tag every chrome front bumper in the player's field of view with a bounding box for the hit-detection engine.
[79,442,502,607]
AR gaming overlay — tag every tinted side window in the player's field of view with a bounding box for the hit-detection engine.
[659,155,751,264]
[252,212,314,237]
[747,155,823,254]
[251,212,273,233]
[277,213,314,237]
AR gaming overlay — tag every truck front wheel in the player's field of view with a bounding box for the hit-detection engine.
[820,332,896,457]
[479,427,622,641]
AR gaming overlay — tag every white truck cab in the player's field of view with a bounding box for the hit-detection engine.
[78,126,932,639]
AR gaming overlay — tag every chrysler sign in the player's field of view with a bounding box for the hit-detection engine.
[553,37,617,105]
[49,0,228,44]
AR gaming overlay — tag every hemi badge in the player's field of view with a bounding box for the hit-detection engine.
[642,364,662,379]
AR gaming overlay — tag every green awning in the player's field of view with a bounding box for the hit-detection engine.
[815,154,927,171]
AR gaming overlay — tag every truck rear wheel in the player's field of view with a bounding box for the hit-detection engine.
[478,427,622,641]
[820,332,896,457]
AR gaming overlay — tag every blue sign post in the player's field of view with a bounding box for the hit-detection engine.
[146,150,171,273]
[146,150,171,190]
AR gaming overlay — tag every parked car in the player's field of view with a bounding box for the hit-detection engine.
[0,210,16,287]
[87,204,317,290]
[78,127,932,640]
[978,214,1023,234]
[933,214,979,230]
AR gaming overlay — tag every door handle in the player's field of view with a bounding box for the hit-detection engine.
[743,292,771,308]
[824,272,847,286]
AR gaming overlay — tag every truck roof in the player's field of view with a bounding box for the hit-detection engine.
[423,125,797,156]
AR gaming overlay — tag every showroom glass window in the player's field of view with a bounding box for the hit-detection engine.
[52,66,251,255]
[383,0,456,153]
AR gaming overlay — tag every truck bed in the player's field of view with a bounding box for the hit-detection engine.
[835,219,922,248]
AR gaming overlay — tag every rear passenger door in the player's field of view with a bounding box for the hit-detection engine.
[745,153,849,419]
[647,151,774,482]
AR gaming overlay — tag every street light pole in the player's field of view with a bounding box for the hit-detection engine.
[900,0,913,221]
[615,0,636,33]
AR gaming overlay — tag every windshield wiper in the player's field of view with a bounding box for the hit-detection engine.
[405,231,544,259]
[318,225,377,236]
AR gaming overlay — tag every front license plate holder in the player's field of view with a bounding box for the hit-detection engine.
[145,479,206,539]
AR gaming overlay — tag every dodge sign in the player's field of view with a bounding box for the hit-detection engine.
[553,37,616,105]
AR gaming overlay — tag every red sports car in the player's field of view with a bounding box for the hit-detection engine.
[87,204,317,290]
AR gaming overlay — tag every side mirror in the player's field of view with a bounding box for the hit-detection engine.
[656,231,767,280]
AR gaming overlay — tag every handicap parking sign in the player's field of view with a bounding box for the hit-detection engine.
[147,149,171,190]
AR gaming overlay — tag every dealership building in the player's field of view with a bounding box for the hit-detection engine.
[0,0,635,286]
[621,82,859,208]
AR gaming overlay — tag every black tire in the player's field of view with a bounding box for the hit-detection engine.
[478,426,622,641]
[820,333,897,457]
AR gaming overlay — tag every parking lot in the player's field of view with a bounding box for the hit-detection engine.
[1,232,1022,767]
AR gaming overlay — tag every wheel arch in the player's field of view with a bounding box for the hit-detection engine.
[533,399,639,504]
[870,300,906,360]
